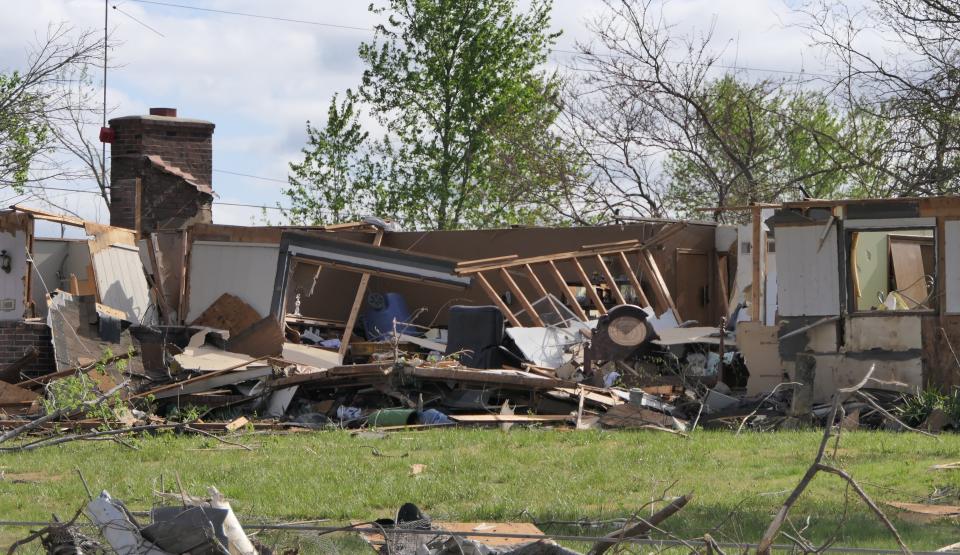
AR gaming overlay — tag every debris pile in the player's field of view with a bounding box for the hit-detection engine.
[0,199,952,443]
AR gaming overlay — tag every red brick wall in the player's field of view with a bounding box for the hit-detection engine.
[0,321,55,378]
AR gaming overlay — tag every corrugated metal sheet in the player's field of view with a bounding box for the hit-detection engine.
[91,243,154,324]
[776,224,840,317]
[186,241,279,323]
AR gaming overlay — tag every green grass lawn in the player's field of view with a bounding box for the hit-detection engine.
[1,429,959,553]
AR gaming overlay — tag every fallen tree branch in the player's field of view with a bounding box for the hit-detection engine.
[755,366,912,555]
[587,493,693,555]
[0,381,128,444]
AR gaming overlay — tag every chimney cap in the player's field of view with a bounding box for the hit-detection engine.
[149,107,177,117]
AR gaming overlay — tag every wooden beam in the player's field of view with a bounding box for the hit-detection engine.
[938,216,947,320]
[338,230,383,361]
[716,253,729,316]
[595,254,626,305]
[638,250,679,319]
[571,257,606,316]
[751,205,762,322]
[618,251,649,307]
[546,261,588,321]
[523,263,571,323]
[11,204,85,227]
[499,268,544,326]
[457,223,687,274]
[134,177,142,240]
[475,272,522,327]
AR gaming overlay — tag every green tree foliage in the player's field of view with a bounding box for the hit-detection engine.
[285,0,575,230]
[0,71,48,189]
[285,91,389,225]
[664,75,852,221]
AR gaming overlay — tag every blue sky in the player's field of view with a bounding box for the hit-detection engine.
[1,0,827,236]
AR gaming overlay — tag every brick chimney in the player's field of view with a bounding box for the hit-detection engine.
[108,108,215,234]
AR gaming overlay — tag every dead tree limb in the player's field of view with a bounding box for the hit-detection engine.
[0,380,128,444]
[587,493,693,555]
[755,366,912,555]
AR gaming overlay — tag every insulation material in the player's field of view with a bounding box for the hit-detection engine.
[90,242,154,324]
[775,224,840,317]
[185,241,279,323]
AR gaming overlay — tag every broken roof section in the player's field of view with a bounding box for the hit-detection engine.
[144,154,213,195]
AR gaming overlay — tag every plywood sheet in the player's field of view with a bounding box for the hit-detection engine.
[190,293,261,337]
[185,241,279,323]
[775,224,840,316]
[890,238,929,308]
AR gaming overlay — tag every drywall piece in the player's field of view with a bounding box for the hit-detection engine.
[845,315,921,351]
[947,221,960,313]
[775,224,840,317]
[641,306,678,332]
[90,242,155,324]
[715,225,738,252]
[505,327,581,368]
[764,256,778,324]
[281,342,342,367]
[737,321,783,396]
[185,241,279,323]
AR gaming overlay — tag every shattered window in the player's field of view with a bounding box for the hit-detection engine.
[850,228,936,312]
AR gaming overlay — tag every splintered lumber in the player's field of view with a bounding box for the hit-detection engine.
[133,356,269,400]
[449,414,572,423]
[403,366,566,390]
[599,404,685,430]
[267,363,393,388]
[0,347,37,383]
[587,494,693,555]
[339,230,384,360]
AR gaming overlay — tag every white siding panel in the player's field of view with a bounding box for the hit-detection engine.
[186,242,279,323]
[947,221,960,313]
[776,224,841,316]
[0,229,28,320]
[91,244,153,324]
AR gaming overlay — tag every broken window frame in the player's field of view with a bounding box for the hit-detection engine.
[843,224,938,315]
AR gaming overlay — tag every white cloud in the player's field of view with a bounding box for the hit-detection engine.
[2,0,860,235]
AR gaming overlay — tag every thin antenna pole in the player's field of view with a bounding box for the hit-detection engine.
[102,0,108,200]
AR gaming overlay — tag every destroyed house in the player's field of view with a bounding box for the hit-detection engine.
[4,105,959,430]
[735,197,960,402]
